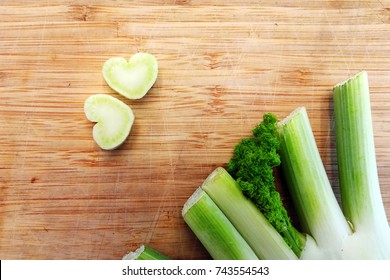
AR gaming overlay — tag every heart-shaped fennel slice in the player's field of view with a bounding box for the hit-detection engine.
[84,94,134,150]
[102,52,158,100]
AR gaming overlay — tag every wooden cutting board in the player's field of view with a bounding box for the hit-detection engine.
[1,0,390,260]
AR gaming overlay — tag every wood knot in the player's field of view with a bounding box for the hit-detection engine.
[205,52,223,70]
[207,85,225,114]
[71,5,93,22]
[175,0,192,5]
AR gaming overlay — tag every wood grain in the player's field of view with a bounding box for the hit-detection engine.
[1,1,390,260]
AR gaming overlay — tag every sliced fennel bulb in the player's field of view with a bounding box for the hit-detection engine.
[182,71,390,260]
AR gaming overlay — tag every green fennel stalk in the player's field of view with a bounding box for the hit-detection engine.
[277,107,352,259]
[182,187,258,260]
[202,167,298,260]
[333,71,390,259]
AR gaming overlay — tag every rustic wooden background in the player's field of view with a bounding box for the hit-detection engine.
[1,0,389,259]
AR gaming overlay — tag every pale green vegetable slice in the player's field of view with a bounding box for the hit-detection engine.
[102,52,158,99]
[122,244,171,260]
[84,94,134,150]
[182,187,258,260]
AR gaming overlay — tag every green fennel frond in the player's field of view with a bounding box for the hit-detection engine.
[227,113,304,256]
